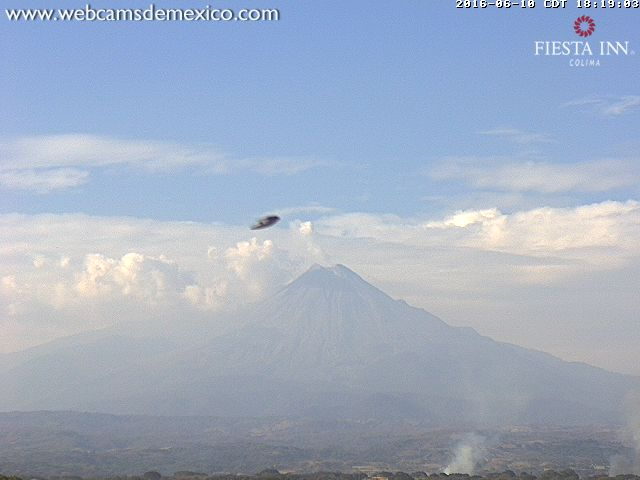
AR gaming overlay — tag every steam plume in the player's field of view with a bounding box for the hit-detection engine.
[609,392,640,475]
[444,433,487,475]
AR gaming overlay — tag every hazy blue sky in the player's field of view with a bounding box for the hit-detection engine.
[1,1,639,374]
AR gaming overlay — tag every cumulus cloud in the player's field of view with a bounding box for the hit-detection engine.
[207,246,219,260]
[223,238,292,301]
[3,251,198,320]
[312,200,640,288]
[0,134,327,193]
[299,221,314,236]
[429,156,639,193]
[348,201,639,257]
[428,208,502,229]
[0,214,324,352]
[225,238,274,278]
[182,282,229,310]
[73,252,193,305]
[1,206,639,374]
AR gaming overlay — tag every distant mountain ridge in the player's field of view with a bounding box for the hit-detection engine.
[1,264,637,424]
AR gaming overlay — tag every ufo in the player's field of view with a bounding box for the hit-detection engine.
[250,215,281,230]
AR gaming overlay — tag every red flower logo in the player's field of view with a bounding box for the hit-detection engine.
[574,16,596,37]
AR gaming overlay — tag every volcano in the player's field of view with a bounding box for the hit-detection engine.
[1,264,637,424]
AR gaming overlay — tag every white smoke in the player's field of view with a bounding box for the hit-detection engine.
[444,433,487,475]
[291,220,328,266]
[609,455,635,476]
[610,392,640,475]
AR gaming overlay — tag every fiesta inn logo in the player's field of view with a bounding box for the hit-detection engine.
[573,15,595,38]
[534,16,634,67]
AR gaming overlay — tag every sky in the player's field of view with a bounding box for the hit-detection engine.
[1,0,639,375]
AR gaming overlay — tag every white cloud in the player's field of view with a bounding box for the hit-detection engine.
[428,208,502,228]
[72,252,192,305]
[1,205,639,374]
[479,128,551,144]
[0,134,326,193]
[225,238,274,278]
[310,201,640,289]
[0,134,221,172]
[0,214,322,351]
[0,168,89,193]
[275,204,336,217]
[316,212,421,242]
[603,96,640,116]
[299,221,314,236]
[241,157,329,176]
[207,246,219,260]
[317,201,640,258]
[224,238,292,301]
[564,95,640,116]
[1,275,18,293]
[32,255,47,269]
[429,156,639,193]
[425,201,640,259]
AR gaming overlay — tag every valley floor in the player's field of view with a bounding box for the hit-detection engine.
[1,413,638,478]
